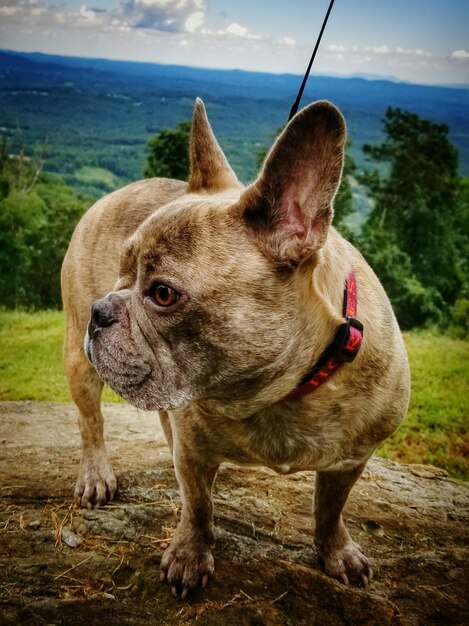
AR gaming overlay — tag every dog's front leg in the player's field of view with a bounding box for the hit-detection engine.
[160,441,219,599]
[314,462,372,586]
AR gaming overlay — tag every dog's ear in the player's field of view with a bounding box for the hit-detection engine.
[188,98,241,193]
[238,101,346,265]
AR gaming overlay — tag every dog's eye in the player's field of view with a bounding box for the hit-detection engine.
[151,284,180,308]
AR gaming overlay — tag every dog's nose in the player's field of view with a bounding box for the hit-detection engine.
[89,297,118,334]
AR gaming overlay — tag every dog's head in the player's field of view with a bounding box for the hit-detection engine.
[86,99,346,414]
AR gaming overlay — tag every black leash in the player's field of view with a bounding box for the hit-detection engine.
[288,0,336,122]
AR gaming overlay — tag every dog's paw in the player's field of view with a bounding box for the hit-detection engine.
[160,533,214,599]
[74,448,117,508]
[318,541,373,587]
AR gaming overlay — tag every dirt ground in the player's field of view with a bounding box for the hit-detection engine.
[0,401,467,626]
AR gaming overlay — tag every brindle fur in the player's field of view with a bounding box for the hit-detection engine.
[61,99,410,597]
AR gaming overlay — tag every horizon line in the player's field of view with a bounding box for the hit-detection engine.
[2,47,469,91]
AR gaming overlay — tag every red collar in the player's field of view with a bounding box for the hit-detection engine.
[284,271,363,401]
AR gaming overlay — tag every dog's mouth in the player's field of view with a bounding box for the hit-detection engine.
[86,325,150,383]
[83,325,193,411]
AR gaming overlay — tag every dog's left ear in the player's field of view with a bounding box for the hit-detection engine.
[238,101,346,265]
[188,98,241,193]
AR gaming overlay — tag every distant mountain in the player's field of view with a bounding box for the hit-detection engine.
[1,48,468,196]
[318,70,409,84]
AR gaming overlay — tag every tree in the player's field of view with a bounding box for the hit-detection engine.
[361,108,461,304]
[448,176,469,336]
[358,227,444,329]
[144,121,191,180]
[331,148,357,235]
[358,108,467,328]
[0,145,90,308]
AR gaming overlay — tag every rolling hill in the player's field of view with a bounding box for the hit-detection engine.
[1,49,468,197]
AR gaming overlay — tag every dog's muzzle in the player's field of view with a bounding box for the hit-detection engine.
[89,297,118,335]
[84,296,120,361]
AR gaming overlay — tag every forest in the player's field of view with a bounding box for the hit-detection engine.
[1,49,468,334]
[1,49,469,190]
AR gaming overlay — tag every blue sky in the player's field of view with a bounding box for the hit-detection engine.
[0,0,468,85]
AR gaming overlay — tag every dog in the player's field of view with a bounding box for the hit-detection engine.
[61,98,410,598]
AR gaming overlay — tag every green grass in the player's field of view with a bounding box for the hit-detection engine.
[74,166,122,189]
[0,309,117,402]
[379,331,469,480]
[0,310,468,479]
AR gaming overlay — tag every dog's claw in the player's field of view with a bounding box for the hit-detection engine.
[74,448,117,508]
[318,540,372,587]
[160,533,214,599]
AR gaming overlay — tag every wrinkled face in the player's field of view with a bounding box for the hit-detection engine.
[85,194,304,412]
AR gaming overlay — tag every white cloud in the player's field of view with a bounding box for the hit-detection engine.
[451,49,469,59]
[80,5,95,19]
[327,44,346,52]
[185,11,204,33]
[448,49,469,69]
[325,43,434,64]
[0,0,208,34]
[0,0,41,17]
[0,5,18,15]
[226,22,248,37]
[115,0,206,32]
[0,1,468,85]
[202,21,263,40]
[370,45,390,54]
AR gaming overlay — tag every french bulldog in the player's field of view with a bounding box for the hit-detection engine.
[61,98,410,598]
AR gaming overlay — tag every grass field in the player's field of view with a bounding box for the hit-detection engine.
[73,166,123,190]
[0,309,467,479]
[0,310,118,402]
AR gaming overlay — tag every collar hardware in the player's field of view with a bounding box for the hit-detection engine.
[330,316,364,364]
[284,271,363,401]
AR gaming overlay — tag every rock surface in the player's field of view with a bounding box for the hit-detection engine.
[0,401,467,625]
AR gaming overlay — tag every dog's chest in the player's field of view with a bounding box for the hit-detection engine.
[189,399,366,473]
[238,404,349,472]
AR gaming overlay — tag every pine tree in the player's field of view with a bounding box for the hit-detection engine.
[144,121,191,180]
[359,108,467,328]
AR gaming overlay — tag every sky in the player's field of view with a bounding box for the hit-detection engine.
[0,0,468,86]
